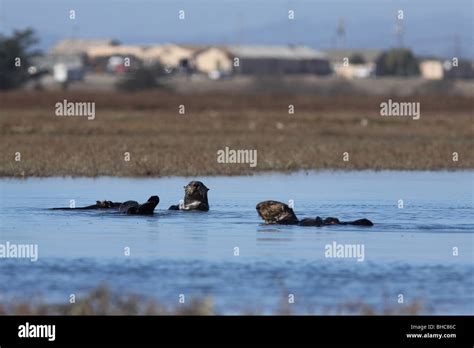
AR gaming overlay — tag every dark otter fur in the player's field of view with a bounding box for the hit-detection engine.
[50,200,122,210]
[256,201,373,227]
[50,196,159,215]
[169,181,209,211]
[255,200,299,224]
[119,196,159,215]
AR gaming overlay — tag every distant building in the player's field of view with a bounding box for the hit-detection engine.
[323,50,382,79]
[224,45,331,75]
[443,59,474,79]
[51,41,203,73]
[51,39,117,56]
[143,44,196,69]
[28,54,84,76]
[85,45,144,72]
[419,58,474,80]
[334,64,374,79]
[191,45,331,77]
[51,55,85,83]
[192,47,234,77]
[86,45,145,60]
[141,46,165,65]
[419,60,444,80]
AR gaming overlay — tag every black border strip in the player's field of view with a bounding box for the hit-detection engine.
[0,315,472,346]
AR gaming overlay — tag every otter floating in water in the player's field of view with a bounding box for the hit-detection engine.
[50,200,122,210]
[169,181,209,211]
[50,196,159,215]
[256,201,373,227]
[118,196,159,215]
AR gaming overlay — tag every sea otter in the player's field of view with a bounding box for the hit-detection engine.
[168,181,209,211]
[256,201,373,227]
[119,196,160,215]
[50,196,159,215]
[50,200,122,210]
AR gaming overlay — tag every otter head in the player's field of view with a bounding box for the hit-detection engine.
[256,200,299,225]
[184,181,209,202]
[147,195,160,205]
[183,181,209,211]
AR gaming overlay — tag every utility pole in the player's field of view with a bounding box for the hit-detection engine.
[453,33,461,58]
[236,12,244,46]
[394,14,404,48]
[336,17,346,49]
[287,1,294,46]
[0,0,7,34]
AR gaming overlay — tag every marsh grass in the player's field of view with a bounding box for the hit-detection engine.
[0,91,472,177]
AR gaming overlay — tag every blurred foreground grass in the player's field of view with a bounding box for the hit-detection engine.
[0,285,425,315]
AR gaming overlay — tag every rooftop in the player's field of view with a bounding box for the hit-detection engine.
[322,49,383,63]
[51,39,118,54]
[225,45,327,60]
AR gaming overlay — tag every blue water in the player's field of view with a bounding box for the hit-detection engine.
[0,171,473,314]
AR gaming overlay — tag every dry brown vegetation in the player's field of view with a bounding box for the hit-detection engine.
[0,284,425,315]
[0,285,214,315]
[0,91,472,177]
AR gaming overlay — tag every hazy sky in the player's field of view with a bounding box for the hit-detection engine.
[1,0,472,58]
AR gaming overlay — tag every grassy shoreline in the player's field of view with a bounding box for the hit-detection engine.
[1,91,472,177]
